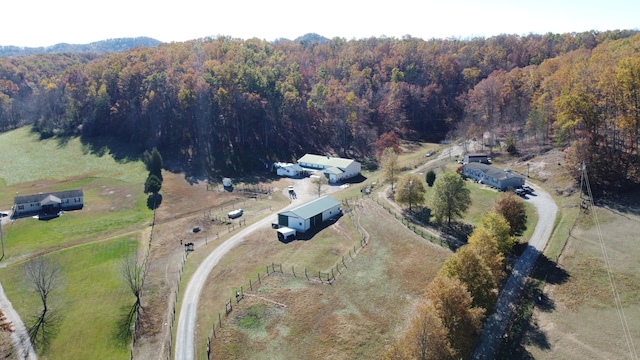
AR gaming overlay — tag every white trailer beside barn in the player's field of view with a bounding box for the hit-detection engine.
[277,196,341,233]
[274,162,304,177]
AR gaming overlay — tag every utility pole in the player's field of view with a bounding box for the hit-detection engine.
[0,218,4,262]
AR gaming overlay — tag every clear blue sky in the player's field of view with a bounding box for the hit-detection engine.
[2,0,639,47]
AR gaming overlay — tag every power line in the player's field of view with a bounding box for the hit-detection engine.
[581,162,638,360]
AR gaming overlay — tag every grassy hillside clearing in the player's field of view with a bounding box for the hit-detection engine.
[524,199,640,359]
[0,127,152,359]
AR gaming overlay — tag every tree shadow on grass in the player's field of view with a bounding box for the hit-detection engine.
[498,279,552,359]
[28,309,61,354]
[498,254,568,358]
[113,303,143,347]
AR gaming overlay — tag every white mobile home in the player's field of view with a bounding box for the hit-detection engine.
[13,189,84,217]
[277,196,341,232]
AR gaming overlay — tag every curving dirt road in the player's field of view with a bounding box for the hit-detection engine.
[472,183,558,359]
[174,177,341,360]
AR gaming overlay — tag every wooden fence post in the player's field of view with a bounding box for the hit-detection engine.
[305,267,309,280]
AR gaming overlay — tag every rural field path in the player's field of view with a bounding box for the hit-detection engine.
[174,177,342,360]
[0,282,37,360]
[0,215,37,360]
[472,183,558,359]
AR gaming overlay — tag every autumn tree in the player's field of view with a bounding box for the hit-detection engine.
[0,309,13,359]
[383,301,453,360]
[395,174,426,211]
[0,310,12,333]
[426,275,485,359]
[439,245,497,310]
[481,211,516,255]
[467,227,505,284]
[494,192,527,236]
[432,172,471,226]
[310,174,329,198]
[380,147,401,194]
[375,131,400,161]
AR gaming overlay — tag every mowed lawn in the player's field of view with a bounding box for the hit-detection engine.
[0,127,152,359]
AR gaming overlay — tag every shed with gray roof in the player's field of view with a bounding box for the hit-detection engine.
[277,196,341,232]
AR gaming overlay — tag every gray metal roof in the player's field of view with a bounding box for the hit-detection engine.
[14,189,83,204]
[297,154,356,169]
[464,163,522,181]
[278,196,340,220]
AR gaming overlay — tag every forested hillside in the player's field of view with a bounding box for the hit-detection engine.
[0,30,639,187]
[0,37,161,57]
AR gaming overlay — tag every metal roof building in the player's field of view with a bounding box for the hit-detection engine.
[296,154,361,183]
[277,196,341,232]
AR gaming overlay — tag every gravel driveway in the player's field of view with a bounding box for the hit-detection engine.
[175,176,340,360]
[472,183,558,359]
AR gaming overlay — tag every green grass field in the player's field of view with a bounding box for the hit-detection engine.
[0,127,152,359]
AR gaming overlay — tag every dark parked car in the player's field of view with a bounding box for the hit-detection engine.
[522,185,534,194]
[515,188,527,197]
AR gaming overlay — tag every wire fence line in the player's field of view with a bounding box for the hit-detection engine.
[205,199,370,359]
[366,195,464,250]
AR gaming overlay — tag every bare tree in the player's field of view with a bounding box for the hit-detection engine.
[120,251,145,341]
[24,257,61,352]
[380,147,400,193]
[310,174,329,198]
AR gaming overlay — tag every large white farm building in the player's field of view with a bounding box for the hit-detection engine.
[296,154,361,183]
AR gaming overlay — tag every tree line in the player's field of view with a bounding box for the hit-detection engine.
[1,30,639,186]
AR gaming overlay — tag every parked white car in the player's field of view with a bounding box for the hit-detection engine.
[228,209,243,219]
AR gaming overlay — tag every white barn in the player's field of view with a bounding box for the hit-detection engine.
[13,189,84,216]
[277,196,341,232]
[297,154,361,183]
[462,163,524,191]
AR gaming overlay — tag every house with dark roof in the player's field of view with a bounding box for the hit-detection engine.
[463,152,490,164]
[462,163,524,191]
[277,196,341,232]
[296,154,361,183]
[13,189,84,217]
